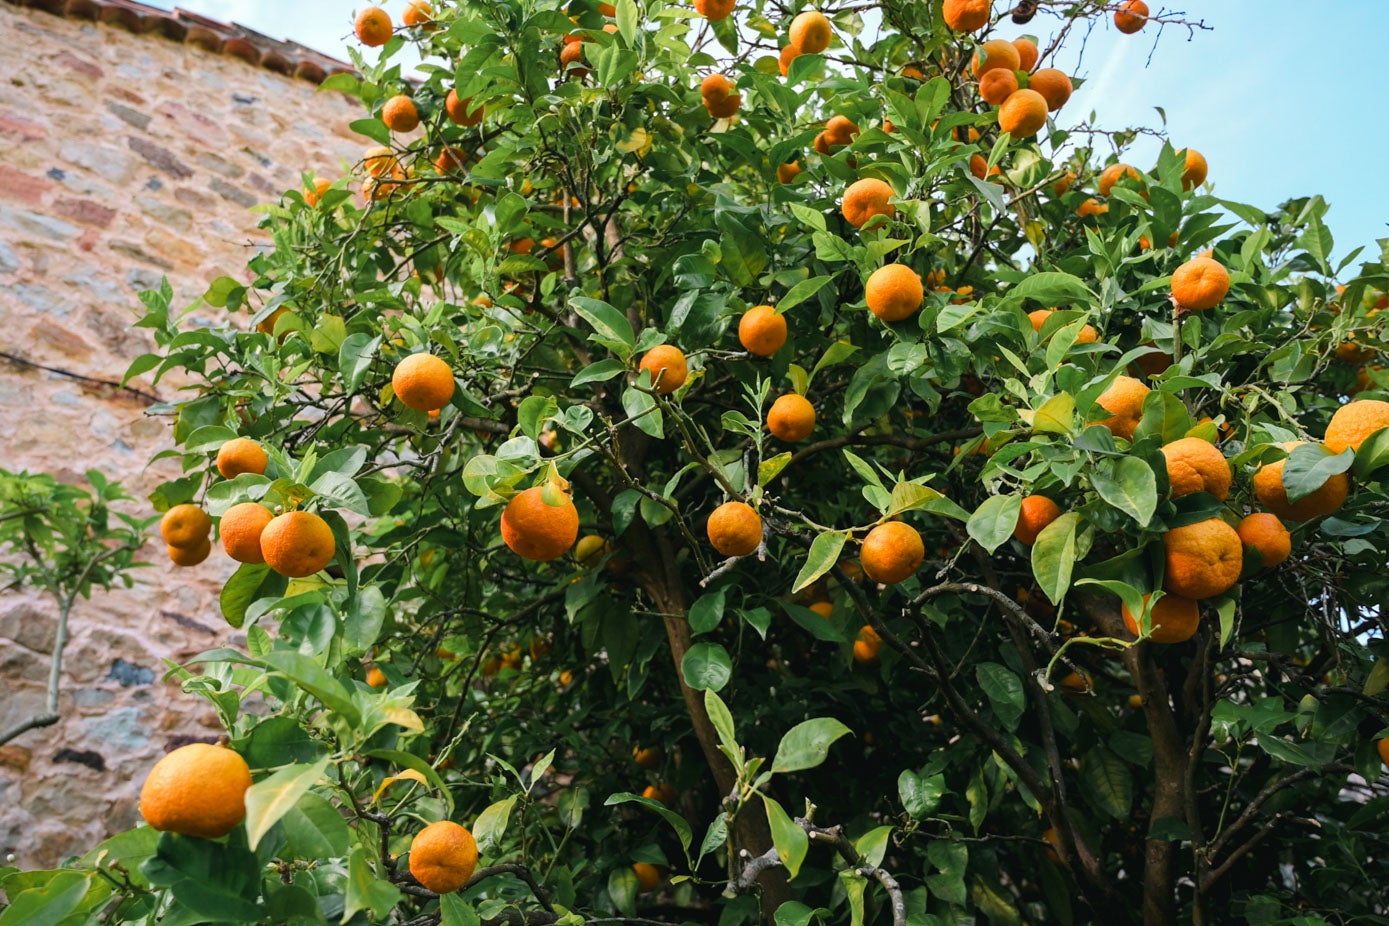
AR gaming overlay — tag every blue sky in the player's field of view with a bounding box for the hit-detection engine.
[162,0,1387,263]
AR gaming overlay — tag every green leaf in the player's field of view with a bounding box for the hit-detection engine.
[615,0,638,43]
[1216,597,1237,649]
[339,333,381,393]
[759,452,793,486]
[792,531,847,593]
[603,792,693,851]
[0,871,92,926]
[898,770,946,819]
[1284,442,1354,502]
[1363,658,1389,698]
[704,688,738,759]
[441,894,483,926]
[472,795,517,851]
[1031,511,1081,605]
[571,358,627,386]
[926,840,968,905]
[764,797,808,879]
[967,494,1021,553]
[281,790,351,860]
[219,563,273,629]
[261,651,361,725]
[571,296,635,351]
[1353,426,1389,477]
[1090,456,1157,527]
[345,846,402,918]
[856,825,892,867]
[244,757,330,850]
[772,717,852,773]
[976,663,1026,730]
[1002,271,1095,309]
[1080,747,1132,820]
[688,588,727,635]
[776,275,834,313]
[140,833,261,922]
[622,386,663,438]
[349,118,391,145]
[1032,392,1075,435]
[681,642,733,691]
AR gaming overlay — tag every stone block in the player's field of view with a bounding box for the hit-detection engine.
[135,196,192,232]
[59,140,139,185]
[0,599,58,654]
[0,240,19,274]
[209,176,257,208]
[77,707,150,753]
[0,166,53,207]
[0,209,77,241]
[105,101,151,131]
[0,109,47,142]
[127,136,193,180]
[190,150,244,179]
[52,197,116,228]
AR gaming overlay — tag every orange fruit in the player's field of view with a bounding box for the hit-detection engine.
[971,39,1021,77]
[1252,442,1349,522]
[1378,738,1389,768]
[1160,437,1231,500]
[160,503,213,548]
[1027,68,1072,111]
[403,0,434,27]
[777,160,802,183]
[1162,518,1242,600]
[998,88,1048,137]
[705,93,741,118]
[942,0,990,32]
[778,44,801,76]
[1014,495,1061,546]
[167,537,211,567]
[261,510,336,578]
[1076,197,1108,218]
[978,68,1018,105]
[638,345,689,394]
[1180,148,1207,190]
[633,745,662,768]
[354,6,393,46]
[1052,170,1076,196]
[1098,163,1142,197]
[1122,594,1199,644]
[789,10,833,54]
[693,0,735,20]
[865,264,924,322]
[559,40,585,72]
[1013,37,1039,71]
[366,666,387,688]
[1324,398,1389,453]
[1094,375,1150,441]
[643,783,678,806]
[574,534,607,566]
[1060,670,1092,693]
[363,145,398,177]
[381,95,419,133]
[1114,0,1149,34]
[434,146,469,173]
[700,74,733,103]
[445,89,484,126]
[1236,513,1291,568]
[969,153,1000,179]
[393,353,456,411]
[409,821,479,894]
[852,624,882,663]
[860,521,924,585]
[1171,256,1230,311]
[633,862,663,893]
[767,393,816,442]
[706,501,762,556]
[738,305,787,356]
[823,114,860,146]
[808,600,834,618]
[1028,308,1097,343]
[501,486,580,561]
[220,502,274,564]
[216,437,268,479]
[140,743,251,839]
[841,178,896,228]
[304,177,333,206]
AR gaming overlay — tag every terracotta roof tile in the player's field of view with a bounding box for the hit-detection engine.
[3,0,356,84]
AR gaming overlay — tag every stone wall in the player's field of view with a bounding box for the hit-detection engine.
[0,0,365,867]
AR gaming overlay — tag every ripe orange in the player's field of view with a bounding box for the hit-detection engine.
[261,510,336,578]
[409,821,479,894]
[700,74,733,103]
[633,862,663,893]
[1252,442,1349,521]
[643,783,678,806]
[366,666,387,688]
[219,502,274,564]
[706,501,762,556]
[574,534,607,567]
[633,745,662,768]
[1014,495,1061,546]
[501,486,580,561]
[1122,594,1199,644]
[860,521,924,585]
[381,95,419,133]
[1160,437,1231,500]
[979,68,1019,105]
[1324,398,1389,453]
[1028,308,1097,343]
[998,88,1048,137]
[354,6,393,46]
[1180,148,1207,190]
[778,44,801,76]
[393,353,456,412]
[767,393,816,442]
[841,178,896,228]
[738,305,787,356]
[217,437,268,479]
[693,0,735,20]
[1052,170,1076,196]
[1171,256,1230,311]
[1379,738,1389,768]
[434,146,469,173]
[971,39,1021,77]
[706,91,742,117]
[789,10,833,54]
[1027,68,1072,111]
[304,177,333,207]
[1114,0,1149,33]
[160,503,213,548]
[1162,518,1242,600]
[969,153,1000,180]
[1236,513,1291,568]
[808,600,834,619]
[1094,375,1150,440]
[1098,163,1142,197]
[1075,197,1108,218]
[1013,37,1039,71]
[852,624,882,663]
[363,145,398,177]
[823,114,860,146]
[140,743,251,839]
[777,161,801,183]
[167,538,211,567]
[638,345,689,394]
[445,89,484,127]
[865,264,924,322]
[403,0,434,27]
[942,0,990,32]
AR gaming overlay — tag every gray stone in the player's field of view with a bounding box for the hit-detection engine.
[0,210,78,242]
[106,102,151,131]
[209,176,257,208]
[58,140,139,185]
[78,707,149,753]
[107,658,154,687]
[0,600,58,654]
[0,240,19,274]
[13,283,73,316]
[127,137,193,180]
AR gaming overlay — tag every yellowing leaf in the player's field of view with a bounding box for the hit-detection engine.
[384,707,425,733]
[616,126,652,157]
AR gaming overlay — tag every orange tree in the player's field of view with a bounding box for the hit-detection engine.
[8,0,1389,924]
